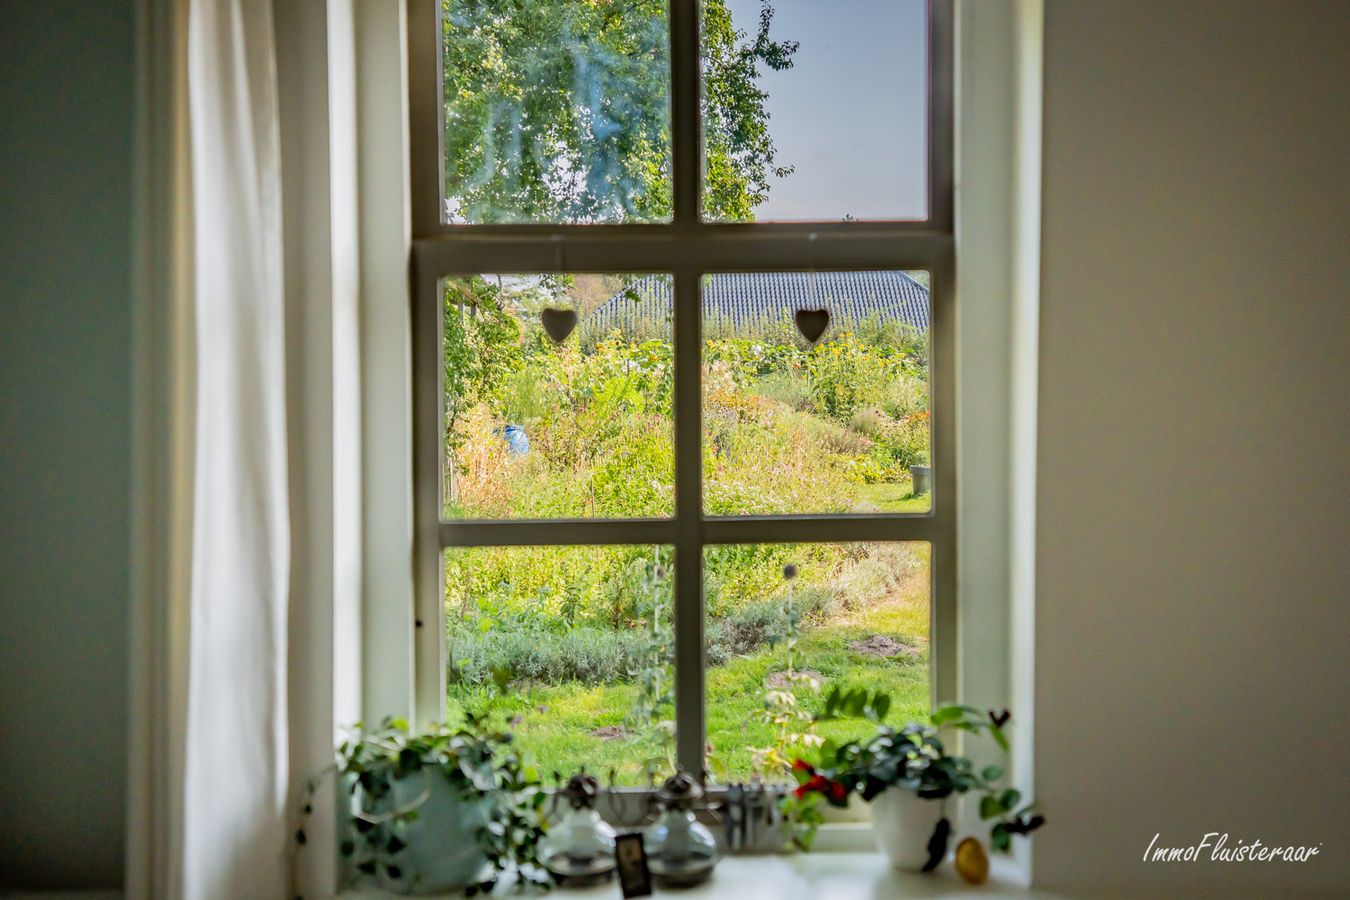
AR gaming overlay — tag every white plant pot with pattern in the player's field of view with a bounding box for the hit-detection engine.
[869,788,945,871]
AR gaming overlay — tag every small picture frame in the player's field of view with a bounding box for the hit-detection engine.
[614,832,652,898]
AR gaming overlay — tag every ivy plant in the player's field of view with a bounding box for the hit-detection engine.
[297,702,550,897]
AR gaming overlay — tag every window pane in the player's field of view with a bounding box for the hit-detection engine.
[442,0,672,224]
[699,270,932,515]
[442,274,673,519]
[445,546,676,785]
[703,542,930,783]
[701,0,928,222]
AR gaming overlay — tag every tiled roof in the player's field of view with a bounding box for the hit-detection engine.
[586,271,930,335]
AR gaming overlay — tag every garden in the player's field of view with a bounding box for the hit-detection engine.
[442,273,934,784]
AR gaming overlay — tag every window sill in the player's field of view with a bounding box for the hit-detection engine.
[340,851,1048,900]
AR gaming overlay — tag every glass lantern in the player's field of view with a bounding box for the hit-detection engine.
[540,773,617,886]
[644,770,719,886]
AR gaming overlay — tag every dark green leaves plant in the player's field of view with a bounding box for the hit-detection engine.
[788,699,1045,862]
[322,714,551,896]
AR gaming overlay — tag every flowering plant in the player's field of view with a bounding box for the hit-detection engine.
[786,690,1045,862]
[791,759,848,804]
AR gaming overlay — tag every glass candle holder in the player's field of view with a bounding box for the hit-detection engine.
[644,770,719,886]
[540,773,617,886]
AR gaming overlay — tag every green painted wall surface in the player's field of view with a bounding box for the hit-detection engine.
[0,0,134,889]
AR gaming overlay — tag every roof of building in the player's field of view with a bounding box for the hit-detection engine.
[586,270,930,336]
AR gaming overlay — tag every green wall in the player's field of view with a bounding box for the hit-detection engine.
[0,0,134,889]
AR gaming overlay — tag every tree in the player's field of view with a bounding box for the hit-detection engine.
[442,0,797,223]
[442,276,522,478]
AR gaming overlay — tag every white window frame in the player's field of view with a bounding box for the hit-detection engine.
[404,0,957,776]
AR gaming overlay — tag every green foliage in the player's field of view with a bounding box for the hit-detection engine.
[453,579,849,689]
[441,270,931,784]
[737,568,826,830]
[442,284,929,521]
[446,545,671,634]
[447,560,930,785]
[324,714,551,895]
[700,1,799,220]
[443,277,526,475]
[451,625,650,687]
[621,561,676,778]
[705,589,830,661]
[442,0,797,223]
[788,702,1046,857]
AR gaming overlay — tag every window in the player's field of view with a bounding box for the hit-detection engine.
[408,0,954,785]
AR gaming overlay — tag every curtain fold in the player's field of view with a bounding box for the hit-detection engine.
[180,0,289,897]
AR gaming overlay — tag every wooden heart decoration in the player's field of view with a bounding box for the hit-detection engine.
[794,308,830,343]
[541,307,578,343]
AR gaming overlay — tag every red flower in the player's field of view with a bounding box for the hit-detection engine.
[828,781,847,803]
[794,774,828,799]
[792,759,814,773]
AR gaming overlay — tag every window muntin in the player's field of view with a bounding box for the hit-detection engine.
[410,0,955,779]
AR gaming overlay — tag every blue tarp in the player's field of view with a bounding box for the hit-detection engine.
[502,424,530,456]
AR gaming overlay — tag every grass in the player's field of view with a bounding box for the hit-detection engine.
[856,481,932,514]
[446,545,931,784]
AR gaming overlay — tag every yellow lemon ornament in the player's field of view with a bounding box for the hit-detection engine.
[954,837,990,886]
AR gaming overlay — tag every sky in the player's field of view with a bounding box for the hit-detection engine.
[721,0,928,221]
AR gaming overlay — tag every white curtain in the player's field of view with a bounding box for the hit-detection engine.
[180,0,290,897]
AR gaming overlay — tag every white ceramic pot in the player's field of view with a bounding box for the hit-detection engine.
[869,788,946,871]
[347,769,489,895]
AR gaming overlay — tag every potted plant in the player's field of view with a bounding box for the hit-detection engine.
[787,690,1044,873]
[298,708,550,896]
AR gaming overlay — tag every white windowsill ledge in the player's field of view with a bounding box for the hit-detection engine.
[341,852,1051,900]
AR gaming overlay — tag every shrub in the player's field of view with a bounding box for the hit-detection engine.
[842,452,905,485]
[450,625,649,686]
[874,411,930,469]
[706,588,838,662]
[753,370,815,412]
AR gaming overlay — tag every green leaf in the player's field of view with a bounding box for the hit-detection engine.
[979,795,1002,820]
[931,704,964,725]
[981,765,1004,783]
[872,693,891,722]
[1000,788,1022,811]
[990,724,1009,752]
[991,822,1011,852]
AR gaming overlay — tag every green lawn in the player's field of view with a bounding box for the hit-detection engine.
[855,480,931,513]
